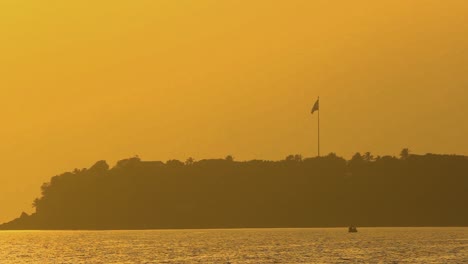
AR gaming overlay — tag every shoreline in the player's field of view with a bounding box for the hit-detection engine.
[1,226,467,232]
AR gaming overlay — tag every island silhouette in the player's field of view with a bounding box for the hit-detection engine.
[1,149,467,230]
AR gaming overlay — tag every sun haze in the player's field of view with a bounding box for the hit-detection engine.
[0,1,467,222]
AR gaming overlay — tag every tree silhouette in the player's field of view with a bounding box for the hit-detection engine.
[185,157,194,165]
[363,152,374,162]
[1,152,467,230]
[400,148,410,160]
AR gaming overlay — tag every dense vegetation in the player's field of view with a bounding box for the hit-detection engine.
[1,150,467,229]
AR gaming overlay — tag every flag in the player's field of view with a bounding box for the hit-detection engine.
[311,98,319,114]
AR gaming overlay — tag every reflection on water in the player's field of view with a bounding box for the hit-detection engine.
[0,228,466,263]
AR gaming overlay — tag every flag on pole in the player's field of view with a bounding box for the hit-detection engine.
[311,99,319,114]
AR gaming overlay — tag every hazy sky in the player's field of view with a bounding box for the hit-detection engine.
[0,1,467,222]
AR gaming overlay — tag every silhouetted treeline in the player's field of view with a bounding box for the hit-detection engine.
[1,150,467,229]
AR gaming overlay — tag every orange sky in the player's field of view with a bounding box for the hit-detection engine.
[0,1,467,222]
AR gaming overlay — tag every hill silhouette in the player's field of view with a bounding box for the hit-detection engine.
[1,150,467,230]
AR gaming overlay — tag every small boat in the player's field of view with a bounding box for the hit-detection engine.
[348,226,358,233]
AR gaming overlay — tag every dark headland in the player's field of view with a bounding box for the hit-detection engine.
[1,150,467,230]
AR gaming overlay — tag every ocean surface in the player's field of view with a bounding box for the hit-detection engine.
[0,227,466,263]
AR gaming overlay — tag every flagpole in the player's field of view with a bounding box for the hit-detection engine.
[317,96,320,157]
[311,97,320,157]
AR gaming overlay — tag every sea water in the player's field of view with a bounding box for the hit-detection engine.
[0,227,466,263]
